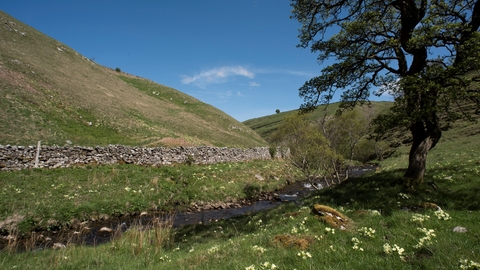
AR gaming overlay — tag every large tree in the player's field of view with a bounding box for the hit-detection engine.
[291,0,480,189]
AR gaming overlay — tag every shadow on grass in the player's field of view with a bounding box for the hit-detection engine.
[173,165,480,247]
[305,166,480,213]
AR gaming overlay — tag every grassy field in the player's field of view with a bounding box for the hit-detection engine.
[0,160,299,234]
[1,123,479,269]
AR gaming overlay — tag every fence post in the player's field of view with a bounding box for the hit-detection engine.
[34,141,41,168]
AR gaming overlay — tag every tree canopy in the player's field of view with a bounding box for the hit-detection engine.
[291,0,480,189]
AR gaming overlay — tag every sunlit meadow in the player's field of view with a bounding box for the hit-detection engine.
[1,126,479,269]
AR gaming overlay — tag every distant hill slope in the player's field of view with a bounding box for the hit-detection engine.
[243,101,393,142]
[0,11,266,148]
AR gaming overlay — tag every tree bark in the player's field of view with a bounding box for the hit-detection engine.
[403,120,442,190]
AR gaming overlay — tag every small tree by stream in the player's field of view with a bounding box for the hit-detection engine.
[273,114,344,187]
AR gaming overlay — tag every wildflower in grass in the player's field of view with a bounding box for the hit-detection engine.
[291,226,298,234]
[299,224,309,232]
[351,237,364,251]
[159,255,171,262]
[411,213,430,223]
[297,251,312,259]
[383,243,405,260]
[358,227,376,238]
[325,227,335,234]
[207,245,220,254]
[414,228,436,249]
[367,210,381,216]
[383,243,392,254]
[329,245,336,252]
[261,262,278,269]
[252,245,267,254]
[398,193,410,199]
[245,262,278,270]
[434,209,451,220]
[459,259,480,269]
[124,187,131,192]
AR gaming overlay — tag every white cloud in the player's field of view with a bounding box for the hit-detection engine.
[237,91,246,97]
[181,66,255,88]
[249,82,260,87]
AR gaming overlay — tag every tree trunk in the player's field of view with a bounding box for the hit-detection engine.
[403,120,442,190]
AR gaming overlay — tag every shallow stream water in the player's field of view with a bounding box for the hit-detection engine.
[3,165,376,251]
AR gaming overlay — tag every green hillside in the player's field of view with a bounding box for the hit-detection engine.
[0,10,266,148]
[243,101,393,142]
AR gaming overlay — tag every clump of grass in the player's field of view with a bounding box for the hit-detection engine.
[110,215,174,256]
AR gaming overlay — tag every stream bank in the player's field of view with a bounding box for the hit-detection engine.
[0,165,376,251]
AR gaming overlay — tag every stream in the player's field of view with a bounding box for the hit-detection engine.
[2,165,376,251]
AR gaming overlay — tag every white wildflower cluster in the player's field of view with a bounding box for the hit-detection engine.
[398,193,410,199]
[459,259,480,269]
[367,210,381,216]
[252,245,267,254]
[159,255,171,262]
[358,227,376,238]
[245,262,278,270]
[63,193,79,200]
[297,251,312,260]
[414,228,436,249]
[411,213,430,223]
[291,217,309,234]
[124,187,142,193]
[351,237,364,251]
[434,209,451,220]
[207,245,220,254]
[260,262,278,269]
[383,243,405,260]
[324,227,335,234]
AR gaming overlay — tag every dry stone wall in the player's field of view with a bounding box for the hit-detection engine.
[0,144,272,171]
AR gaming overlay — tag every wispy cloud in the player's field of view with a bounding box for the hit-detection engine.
[249,82,260,87]
[181,66,255,88]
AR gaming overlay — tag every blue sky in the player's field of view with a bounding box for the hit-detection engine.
[2,1,387,121]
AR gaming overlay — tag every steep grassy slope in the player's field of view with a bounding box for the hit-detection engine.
[243,101,393,142]
[0,11,266,148]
